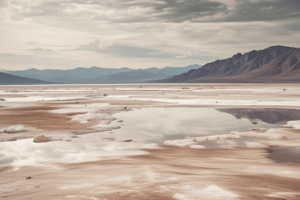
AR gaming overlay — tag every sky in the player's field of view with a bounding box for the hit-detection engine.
[0,0,299,70]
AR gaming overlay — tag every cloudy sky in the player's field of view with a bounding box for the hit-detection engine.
[0,0,299,70]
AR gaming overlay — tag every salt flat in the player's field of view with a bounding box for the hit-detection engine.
[1,83,300,200]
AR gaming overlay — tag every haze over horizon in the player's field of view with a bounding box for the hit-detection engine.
[0,0,299,70]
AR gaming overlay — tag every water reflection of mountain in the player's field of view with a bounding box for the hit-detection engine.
[217,108,300,125]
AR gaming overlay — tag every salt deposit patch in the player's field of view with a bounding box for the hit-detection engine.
[194,134,241,142]
[128,97,300,107]
[142,143,162,149]
[1,125,26,133]
[65,195,99,200]
[245,142,269,148]
[192,88,288,93]
[190,145,206,149]
[106,95,131,99]
[60,183,94,190]
[173,185,239,200]
[232,130,289,140]
[164,138,197,147]
[114,88,190,91]
[267,192,300,198]
[4,96,80,102]
[71,111,115,124]
[283,120,300,129]
[164,134,240,147]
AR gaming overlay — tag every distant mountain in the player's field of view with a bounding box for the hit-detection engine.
[0,72,50,85]
[5,67,135,84]
[168,46,300,83]
[143,65,200,77]
[89,70,161,83]
[5,64,201,84]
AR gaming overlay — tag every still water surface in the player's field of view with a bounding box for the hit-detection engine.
[0,107,296,168]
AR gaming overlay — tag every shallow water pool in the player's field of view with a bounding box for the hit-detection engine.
[1,107,298,167]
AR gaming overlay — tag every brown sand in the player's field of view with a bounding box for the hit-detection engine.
[1,146,300,199]
[0,105,92,132]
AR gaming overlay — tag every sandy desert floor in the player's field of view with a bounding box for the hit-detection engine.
[1,83,300,200]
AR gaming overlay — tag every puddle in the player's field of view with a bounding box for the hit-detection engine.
[0,107,298,168]
[218,108,300,125]
[112,108,281,144]
[268,146,300,163]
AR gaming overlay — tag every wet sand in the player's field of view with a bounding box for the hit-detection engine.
[1,83,300,199]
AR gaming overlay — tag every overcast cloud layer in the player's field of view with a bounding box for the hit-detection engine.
[0,0,299,70]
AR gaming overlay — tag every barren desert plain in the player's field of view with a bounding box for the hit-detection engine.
[1,83,300,200]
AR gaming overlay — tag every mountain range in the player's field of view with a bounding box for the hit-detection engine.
[1,45,299,85]
[2,65,201,84]
[0,72,50,85]
[168,46,300,83]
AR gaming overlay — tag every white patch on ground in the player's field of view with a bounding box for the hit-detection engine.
[65,195,99,200]
[114,88,190,91]
[1,125,26,133]
[106,95,131,99]
[71,111,115,124]
[142,143,162,149]
[143,168,158,181]
[194,134,241,142]
[192,88,288,93]
[232,130,289,140]
[245,142,269,148]
[122,97,300,107]
[173,185,239,200]
[190,145,206,149]
[267,192,300,198]
[283,120,300,129]
[3,96,79,102]
[60,184,94,190]
[215,139,239,148]
[164,134,240,147]
[164,138,197,147]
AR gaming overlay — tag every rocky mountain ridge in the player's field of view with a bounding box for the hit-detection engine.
[169,46,300,83]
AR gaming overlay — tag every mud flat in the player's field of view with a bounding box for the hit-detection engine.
[1,83,300,199]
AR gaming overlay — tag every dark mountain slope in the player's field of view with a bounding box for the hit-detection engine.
[0,72,50,85]
[169,46,300,83]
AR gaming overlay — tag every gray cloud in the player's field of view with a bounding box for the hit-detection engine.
[0,0,7,7]
[0,53,20,58]
[70,40,174,59]
[223,0,300,22]
[6,0,300,23]
[28,48,53,52]
[6,0,227,23]
[26,41,40,46]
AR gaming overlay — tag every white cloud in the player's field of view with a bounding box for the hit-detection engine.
[176,50,192,59]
